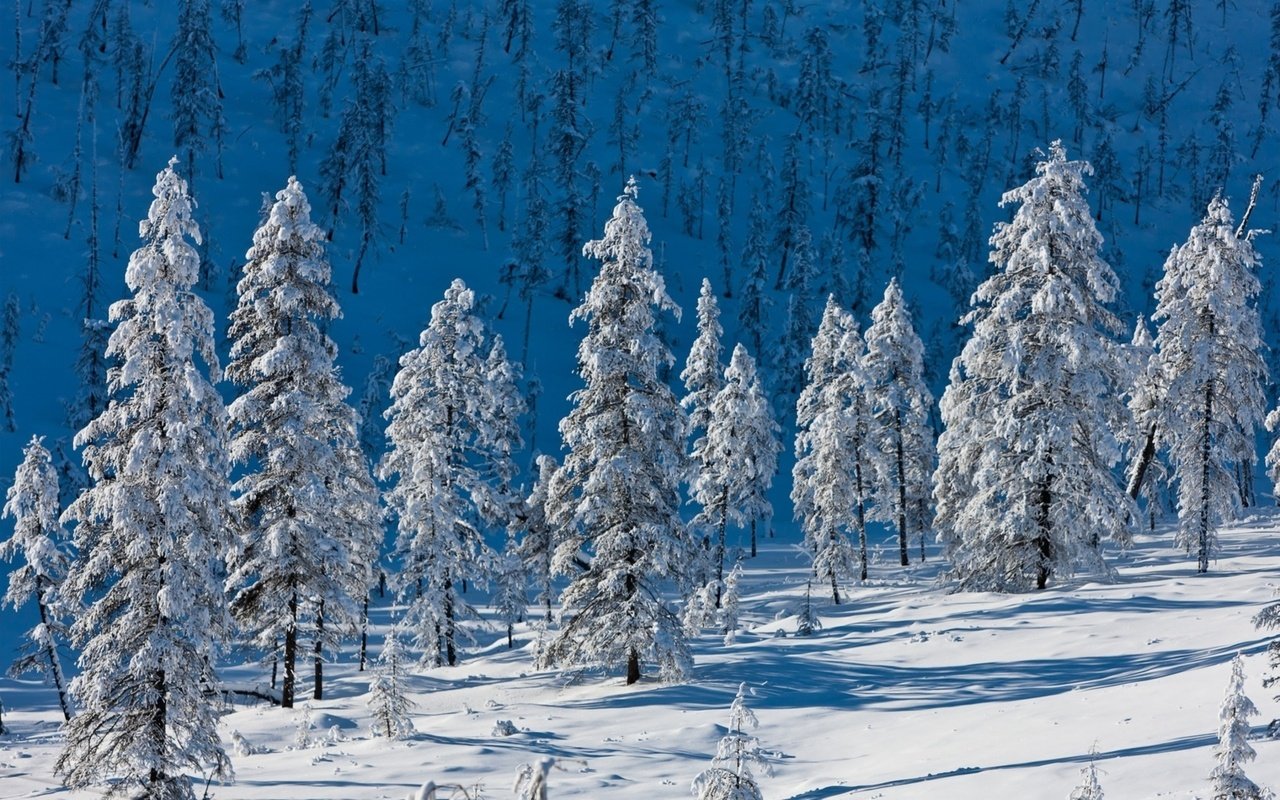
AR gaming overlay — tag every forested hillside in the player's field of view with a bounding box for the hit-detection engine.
[6,0,1280,484]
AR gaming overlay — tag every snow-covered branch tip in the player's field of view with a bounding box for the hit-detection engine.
[1238,174,1269,242]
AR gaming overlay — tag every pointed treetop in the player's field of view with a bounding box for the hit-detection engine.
[131,157,202,291]
[1131,315,1153,348]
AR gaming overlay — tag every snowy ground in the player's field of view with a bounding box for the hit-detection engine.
[5,517,1280,800]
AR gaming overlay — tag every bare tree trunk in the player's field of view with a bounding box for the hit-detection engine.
[1127,421,1158,500]
[283,594,297,708]
[313,600,324,700]
[895,411,909,566]
[1199,382,1213,574]
[358,594,370,671]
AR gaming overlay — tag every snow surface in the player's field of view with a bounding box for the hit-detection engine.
[6,517,1280,798]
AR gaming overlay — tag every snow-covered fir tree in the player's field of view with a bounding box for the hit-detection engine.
[793,298,875,601]
[1123,316,1172,530]
[682,277,725,440]
[1210,655,1272,800]
[517,454,558,626]
[863,278,936,567]
[719,559,744,645]
[692,343,780,603]
[1157,194,1267,573]
[0,435,71,721]
[367,628,415,740]
[224,176,381,708]
[543,178,693,685]
[934,142,1132,592]
[57,158,232,799]
[691,682,770,800]
[1068,759,1105,800]
[494,532,526,649]
[379,279,524,667]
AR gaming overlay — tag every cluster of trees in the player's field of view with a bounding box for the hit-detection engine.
[936,143,1272,591]
[0,143,1278,798]
[0,163,785,797]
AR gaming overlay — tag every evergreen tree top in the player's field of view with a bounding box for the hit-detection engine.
[131,156,203,292]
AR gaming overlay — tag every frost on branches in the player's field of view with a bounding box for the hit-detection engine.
[543,178,693,685]
[0,435,72,721]
[1157,193,1267,573]
[934,142,1132,592]
[682,277,725,440]
[368,629,416,740]
[863,277,935,566]
[1122,316,1171,531]
[379,279,524,667]
[792,297,873,602]
[691,682,771,800]
[517,454,559,628]
[225,176,381,707]
[1068,759,1104,800]
[56,158,232,800]
[1210,655,1272,800]
[691,343,780,607]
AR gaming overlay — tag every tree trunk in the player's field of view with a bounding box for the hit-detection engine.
[444,575,457,667]
[313,600,324,701]
[283,595,296,708]
[626,648,640,685]
[895,410,909,567]
[36,576,70,721]
[1036,473,1053,590]
[149,666,167,791]
[1127,421,1158,500]
[828,528,842,605]
[918,498,928,562]
[854,458,868,582]
[714,488,728,608]
[1199,381,1213,573]
[750,518,757,558]
[359,595,370,672]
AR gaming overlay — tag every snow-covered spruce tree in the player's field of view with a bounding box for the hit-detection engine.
[367,628,415,740]
[1210,655,1272,800]
[494,531,526,649]
[793,298,875,601]
[1068,758,1104,800]
[691,682,770,800]
[720,559,744,645]
[0,436,71,721]
[543,178,693,685]
[1123,316,1172,530]
[517,454,558,626]
[692,343,781,606]
[933,142,1132,592]
[683,278,725,442]
[1157,193,1267,573]
[225,177,381,708]
[684,278,725,584]
[56,158,232,799]
[863,278,936,567]
[379,279,524,668]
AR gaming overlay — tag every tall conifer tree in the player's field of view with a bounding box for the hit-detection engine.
[225,177,381,707]
[58,158,232,799]
[544,179,692,684]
